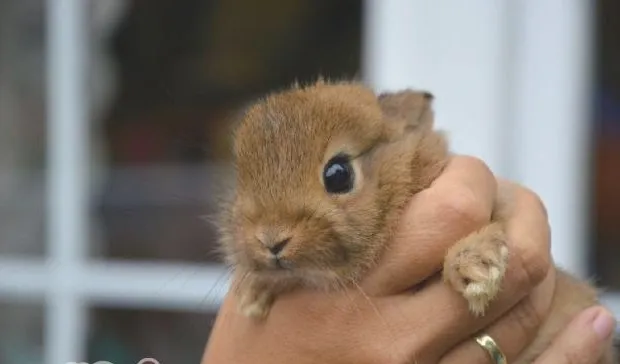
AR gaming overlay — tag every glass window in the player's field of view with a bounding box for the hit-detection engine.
[0,0,47,257]
[87,307,215,364]
[93,0,363,263]
[0,302,44,364]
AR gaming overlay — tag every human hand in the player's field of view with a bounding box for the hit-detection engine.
[202,155,554,364]
[532,305,617,364]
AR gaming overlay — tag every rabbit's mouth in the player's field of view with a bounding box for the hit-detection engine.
[265,255,295,271]
[249,262,349,290]
[249,254,296,272]
[274,257,295,270]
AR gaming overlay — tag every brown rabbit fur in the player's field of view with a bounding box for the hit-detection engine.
[217,79,616,363]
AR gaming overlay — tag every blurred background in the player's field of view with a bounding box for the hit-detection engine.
[0,1,618,364]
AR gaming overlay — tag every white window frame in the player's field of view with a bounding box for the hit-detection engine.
[0,1,617,364]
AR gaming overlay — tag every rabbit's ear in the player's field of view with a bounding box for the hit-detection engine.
[378,90,434,130]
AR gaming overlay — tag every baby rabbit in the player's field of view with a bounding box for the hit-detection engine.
[217,79,449,317]
[217,79,616,363]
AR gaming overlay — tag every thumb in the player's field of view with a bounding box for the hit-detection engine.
[534,305,617,364]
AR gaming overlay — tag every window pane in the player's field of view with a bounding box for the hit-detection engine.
[87,307,215,364]
[0,302,44,364]
[93,0,363,262]
[0,0,125,257]
[0,1,47,257]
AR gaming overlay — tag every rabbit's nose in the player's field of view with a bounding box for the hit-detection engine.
[256,229,292,256]
[267,238,290,256]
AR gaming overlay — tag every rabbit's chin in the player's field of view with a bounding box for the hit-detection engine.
[239,264,361,292]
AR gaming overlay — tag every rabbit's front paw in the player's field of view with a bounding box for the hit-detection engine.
[443,224,509,316]
[238,286,274,320]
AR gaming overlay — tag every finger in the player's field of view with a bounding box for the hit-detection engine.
[363,155,497,295]
[390,181,554,359]
[499,178,552,292]
[385,241,550,363]
[533,306,616,364]
[438,266,556,364]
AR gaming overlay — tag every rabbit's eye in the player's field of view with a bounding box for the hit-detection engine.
[323,154,354,194]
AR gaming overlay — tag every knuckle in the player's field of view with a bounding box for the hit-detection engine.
[434,155,495,229]
[441,187,490,228]
[521,237,551,288]
[509,245,548,293]
[523,245,551,287]
[519,186,551,246]
[523,187,548,219]
[510,187,552,287]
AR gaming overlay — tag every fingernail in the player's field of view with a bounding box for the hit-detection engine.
[592,309,616,340]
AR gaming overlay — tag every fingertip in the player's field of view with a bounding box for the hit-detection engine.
[532,306,615,364]
[563,305,617,347]
[427,155,497,226]
[591,307,617,341]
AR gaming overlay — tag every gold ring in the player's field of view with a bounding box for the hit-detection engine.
[475,334,508,364]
